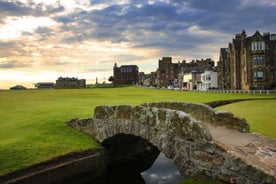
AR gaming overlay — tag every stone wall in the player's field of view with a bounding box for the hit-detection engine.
[67,103,275,184]
[141,102,250,132]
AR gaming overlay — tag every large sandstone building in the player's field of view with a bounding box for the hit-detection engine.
[218,30,276,90]
[113,63,139,86]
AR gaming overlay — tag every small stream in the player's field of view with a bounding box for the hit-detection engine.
[90,152,183,184]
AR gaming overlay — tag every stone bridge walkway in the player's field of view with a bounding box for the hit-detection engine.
[206,123,276,177]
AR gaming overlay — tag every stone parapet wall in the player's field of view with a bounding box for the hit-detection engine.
[141,102,250,132]
[93,105,212,141]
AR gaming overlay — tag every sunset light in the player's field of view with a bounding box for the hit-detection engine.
[0,0,275,89]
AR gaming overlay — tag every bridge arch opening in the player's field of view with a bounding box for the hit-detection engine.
[101,133,160,173]
[101,133,184,183]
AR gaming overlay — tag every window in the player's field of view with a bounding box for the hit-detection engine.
[251,41,265,51]
[270,34,276,41]
[254,71,264,80]
[252,56,265,66]
[121,67,133,73]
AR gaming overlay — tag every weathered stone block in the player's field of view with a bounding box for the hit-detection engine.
[213,111,250,132]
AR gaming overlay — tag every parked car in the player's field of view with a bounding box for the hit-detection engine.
[167,85,174,90]
[10,85,26,90]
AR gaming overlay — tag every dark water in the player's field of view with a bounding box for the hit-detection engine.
[90,153,183,184]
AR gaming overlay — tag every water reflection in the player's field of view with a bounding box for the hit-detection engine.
[92,153,183,184]
[142,153,183,184]
[80,152,183,184]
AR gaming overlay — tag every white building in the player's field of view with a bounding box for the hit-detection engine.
[180,70,202,90]
[197,71,218,91]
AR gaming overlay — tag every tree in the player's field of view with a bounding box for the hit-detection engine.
[108,76,114,83]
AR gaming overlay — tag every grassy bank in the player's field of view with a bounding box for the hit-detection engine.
[0,86,275,175]
[216,100,276,138]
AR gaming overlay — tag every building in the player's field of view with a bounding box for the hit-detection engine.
[113,63,139,86]
[180,70,202,90]
[157,57,214,88]
[197,71,218,91]
[139,72,157,87]
[217,48,231,89]
[157,57,185,88]
[35,82,55,89]
[55,77,86,88]
[218,30,276,90]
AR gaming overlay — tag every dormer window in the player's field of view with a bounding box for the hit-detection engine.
[251,41,265,51]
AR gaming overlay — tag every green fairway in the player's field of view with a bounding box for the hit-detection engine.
[0,86,275,175]
[216,100,276,138]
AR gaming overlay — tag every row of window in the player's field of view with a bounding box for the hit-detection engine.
[251,41,265,51]
[120,67,134,73]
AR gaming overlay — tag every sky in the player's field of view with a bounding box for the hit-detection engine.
[0,0,275,89]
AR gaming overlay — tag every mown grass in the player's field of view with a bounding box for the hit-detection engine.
[216,100,276,138]
[0,86,275,176]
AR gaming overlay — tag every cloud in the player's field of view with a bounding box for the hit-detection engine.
[53,61,68,66]
[35,26,55,41]
[0,0,65,23]
[0,0,276,88]
[0,41,27,58]
[0,60,29,68]
[0,1,32,17]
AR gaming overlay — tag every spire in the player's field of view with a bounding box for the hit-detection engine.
[114,62,118,68]
[241,29,247,38]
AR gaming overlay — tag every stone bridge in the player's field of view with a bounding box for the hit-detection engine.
[68,102,276,184]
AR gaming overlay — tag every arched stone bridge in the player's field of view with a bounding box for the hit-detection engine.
[68,102,276,184]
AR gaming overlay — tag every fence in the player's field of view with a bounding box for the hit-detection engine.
[207,90,276,95]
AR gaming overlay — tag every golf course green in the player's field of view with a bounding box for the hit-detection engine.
[0,86,275,176]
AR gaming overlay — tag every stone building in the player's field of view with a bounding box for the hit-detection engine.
[157,57,214,88]
[139,72,157,87]
[218,30,276,90]
[217,48,231,89]
[113,63,139,86]
[55,77,86,88]
[156,57,184,87]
